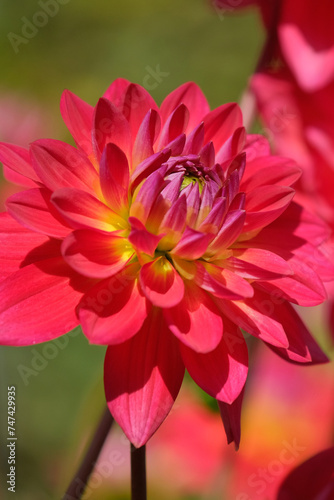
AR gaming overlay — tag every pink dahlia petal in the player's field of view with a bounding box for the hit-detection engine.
[132,109,161,166]
[164,282,223,353]
[140,256,185,308]
[218,292,289,348]
[130,149,170,191]
[160,82,210,133]
[263,298,329,364]
[198,197,228,234]
[118,83,159,139]
[30,139,98,193]
[60,90,94,156]
[157,104,189,150]
[241,156,301,191]
[203,103,243,152]
[51,187,126,231]
[277,446,334,500]
[0,212,61,281]
[256,260,327,307]
[244,185,295,233]
[171,227,213,260]
[78,265,150,345]
[62,229,134,279]
[0,142,39,186]
[0,258,90,346]
[128,217,162,257]
[100,143,130,215]
[130,169,166,224]
[224,248,292,280]
[180,320,248,403]
[93,98,131,160]
[218,389,244,450]
[102,77,131,104]
[194,261,254,300]
[208,209,246,254]
[215,126,246,164]
[6,188,71,238]
[183,122,205,155]
[104,308,184,447]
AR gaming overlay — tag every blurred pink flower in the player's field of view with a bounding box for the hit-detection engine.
[276,446,334,500]
[213,0,334,91]
[0,79,331,447]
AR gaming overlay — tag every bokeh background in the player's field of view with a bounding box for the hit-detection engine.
[0,1,333,499]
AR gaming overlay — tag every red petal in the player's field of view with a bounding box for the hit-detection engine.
[218,388,244,450]
[104,308,184,447]
[100,143,130,215]
[263,298,329,364]
[164,282,223,353]
[51,187,126,231]
[276,446,334,500]
[218,292,289,348]
[119,83,159,139]
[102,78,131,104]
[157,104,189,150]
[225,248,292,280]
[208,209,246,254]
[160,82,210,133]
[132,109,161,166]
[203,103,243,152]
[0,258,90,345]
[180,319,248,403]
[128,217,162,257]
[0,213,61,281]
[241,156,301,190]
[0,142,39,186]
[140,257,185,307]
[78,266,150,345]
[60,90,94,156]
[62,229,134,279]
[171,227,212,260]
[6,188,71,238]
[93,98,131,160]
[30,139,98,193]
[194,261,254,300]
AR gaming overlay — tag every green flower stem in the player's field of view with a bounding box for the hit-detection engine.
[63,407,114,500]
[131,444,147,500]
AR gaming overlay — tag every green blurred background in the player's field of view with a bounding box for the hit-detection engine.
[0,1,263,499]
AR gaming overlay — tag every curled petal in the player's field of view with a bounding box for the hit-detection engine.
[132,109,161,166]
[104,308,184,447]
[157,104,189,150]
[208,210,246,254]
[140,257,185,307]
[164,282,223,353]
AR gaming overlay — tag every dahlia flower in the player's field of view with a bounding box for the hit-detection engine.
[0,79,331,447]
